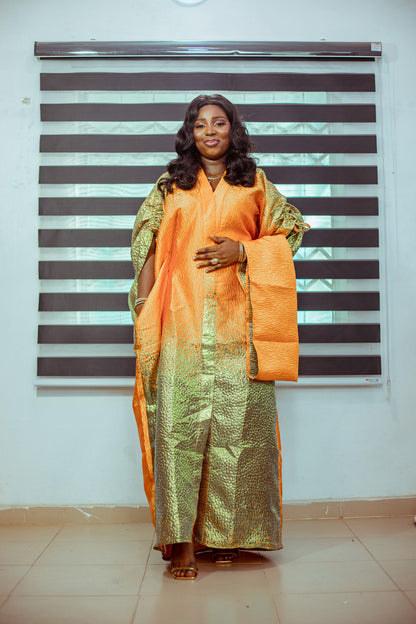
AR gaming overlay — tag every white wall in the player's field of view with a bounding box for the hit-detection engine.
[1,0,415,506]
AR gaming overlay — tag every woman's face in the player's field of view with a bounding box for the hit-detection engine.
[193,104,231,161]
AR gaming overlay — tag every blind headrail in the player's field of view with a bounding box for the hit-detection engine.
[34,41,382,60]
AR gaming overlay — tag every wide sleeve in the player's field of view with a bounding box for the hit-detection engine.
[242,171,310,382]
[128,175,167,321]
[262,177,310,255]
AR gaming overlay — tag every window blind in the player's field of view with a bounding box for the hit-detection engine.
[36,50,382,386]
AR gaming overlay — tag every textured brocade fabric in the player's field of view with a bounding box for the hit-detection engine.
[130,168,308,550]
[128,170,308,322]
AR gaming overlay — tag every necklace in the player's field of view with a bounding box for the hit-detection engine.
[206,174,224,181]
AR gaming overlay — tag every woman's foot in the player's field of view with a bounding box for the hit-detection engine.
[211,548,239,564]
[169,542,198,580]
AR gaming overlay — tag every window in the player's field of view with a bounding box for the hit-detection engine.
[35,42,382,386]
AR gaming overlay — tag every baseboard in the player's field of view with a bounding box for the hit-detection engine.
[283,497,416,520]
[0,497,415,525]
[0,505,151,525]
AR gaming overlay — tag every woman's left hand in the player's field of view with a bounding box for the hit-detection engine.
[193,235,240,272]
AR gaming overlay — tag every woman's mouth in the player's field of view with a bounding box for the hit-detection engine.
[204,140,219,147]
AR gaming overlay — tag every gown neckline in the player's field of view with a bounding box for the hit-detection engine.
[200,168,225,194]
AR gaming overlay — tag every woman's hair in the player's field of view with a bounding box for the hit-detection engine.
[159,94,257,194]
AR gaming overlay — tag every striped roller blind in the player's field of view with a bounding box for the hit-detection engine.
[36,52,382,386]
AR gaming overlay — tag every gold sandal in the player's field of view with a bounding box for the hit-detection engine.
[211,548,239,565]
[169,564,198,580]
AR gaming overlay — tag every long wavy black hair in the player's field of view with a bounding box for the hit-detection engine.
[158,94,257,194]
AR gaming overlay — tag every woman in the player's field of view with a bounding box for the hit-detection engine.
[129,94,309,580]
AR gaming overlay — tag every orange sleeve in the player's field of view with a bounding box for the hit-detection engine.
[242,170,309,381]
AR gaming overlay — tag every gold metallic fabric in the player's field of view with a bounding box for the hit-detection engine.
[130,168,308,550]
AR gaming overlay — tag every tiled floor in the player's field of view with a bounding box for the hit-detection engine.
[0,517,415,623]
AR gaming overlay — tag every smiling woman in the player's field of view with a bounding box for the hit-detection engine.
[193,104,231,163]
[129,94,309,580]
[158,94,257,194]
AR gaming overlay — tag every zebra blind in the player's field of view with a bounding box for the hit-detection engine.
[37,53,382,386]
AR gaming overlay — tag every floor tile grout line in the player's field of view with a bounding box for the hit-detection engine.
[130,595,141,624]
[29,564,152,567]
[339,517,357,538]
[0,593,152,598]
[341,518,411,596]
[264,566,283,623]
[0,524,154,612]
[369,559,416,612]
[342,516,416,537]
[0,589,414,598]
[401,592,416,612]
[1,563,154,567]
[261,589,405,595]
[0,525,63,608]
[131,532,155,624]
[403,591,416,611]
[2,528,155,568]
[2,521,415,616]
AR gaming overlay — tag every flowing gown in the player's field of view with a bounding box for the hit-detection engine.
[129,168,309,551]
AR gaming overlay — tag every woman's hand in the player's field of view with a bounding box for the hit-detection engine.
[134,302,145,316]
[135,236,156,316]
[193,235,240,272]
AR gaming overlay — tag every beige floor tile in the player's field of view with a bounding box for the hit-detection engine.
[0,542,50,565]
[274,591,416,624]
[35,538,152,565]
[357,533,416,560]
[134,593,279,624]
[0,567,30,595]
[140,563,271,596]
[268,537,373,564]
[0,526,60,542]
[147,546,169,566]
[55,523,155,542]
[283,519,354,539]
[0,595,139,624]
[12,564,145,596]
[378,560,416,591]
[405,591,416,608]
[266,560,396,594]
[344,516,416,537]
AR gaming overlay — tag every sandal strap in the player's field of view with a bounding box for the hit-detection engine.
[170,566,198,579]
[212,548,239,563]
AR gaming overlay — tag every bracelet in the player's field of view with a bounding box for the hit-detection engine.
[238,242,247,263]
[135,297,147,308]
